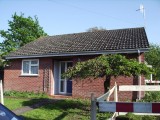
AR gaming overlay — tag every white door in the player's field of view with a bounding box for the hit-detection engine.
[59,61,72,94]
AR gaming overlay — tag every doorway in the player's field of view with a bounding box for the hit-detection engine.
[59,61,72,94]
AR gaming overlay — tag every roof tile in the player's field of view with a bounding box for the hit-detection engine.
[7,27,149,58]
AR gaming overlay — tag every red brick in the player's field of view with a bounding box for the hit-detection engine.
[4,58,53,94]
[4,53,145,101]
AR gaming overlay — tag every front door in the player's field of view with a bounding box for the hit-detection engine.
[59,61,72,94]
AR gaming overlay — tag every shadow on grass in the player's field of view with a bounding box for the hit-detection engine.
[21,98,50,107]
[20,115,43,120]
[21,98,90,120]
[21,98,89,110]
[54,112,68,120]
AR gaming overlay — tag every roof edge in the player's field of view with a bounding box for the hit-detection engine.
[6,48,149,60]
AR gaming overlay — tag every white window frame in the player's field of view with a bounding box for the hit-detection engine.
[21,59,39,76]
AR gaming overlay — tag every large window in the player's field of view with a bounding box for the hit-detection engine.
[22,59,39,75]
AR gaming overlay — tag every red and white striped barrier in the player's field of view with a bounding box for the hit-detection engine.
[99,102,160,113]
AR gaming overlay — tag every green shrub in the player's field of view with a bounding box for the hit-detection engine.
[142,115,157,120]
[116,113,158,120]
[4,91,49,99]
[116,113,141,120]
[125,113,140,120]
[140,91,160,102]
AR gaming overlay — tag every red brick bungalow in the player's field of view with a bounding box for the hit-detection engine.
[4,27,149,101]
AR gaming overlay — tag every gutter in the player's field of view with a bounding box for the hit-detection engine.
[5,48,149,60]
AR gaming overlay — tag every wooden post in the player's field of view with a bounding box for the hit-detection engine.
[90,93,97,120]
[138,52,142,100]
[0,80,4,105]
[114,82,118,117]
[114,82,118,102]
[107,90,110,101]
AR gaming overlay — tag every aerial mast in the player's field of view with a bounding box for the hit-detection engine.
[136,4,146,28]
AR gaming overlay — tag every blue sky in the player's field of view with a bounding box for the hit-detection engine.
[0,0,159,45]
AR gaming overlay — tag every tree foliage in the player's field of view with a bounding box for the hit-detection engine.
[87,26,106,32]
[145,44,160,80]
[64,54,153,92]
[0,13,47,56]
[64,54,153,79]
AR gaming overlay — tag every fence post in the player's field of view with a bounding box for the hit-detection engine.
[90,93,97,120]
[114,82,118,102]
[107,91,110,101]
[114,82,118,117]
[0,80,4,105]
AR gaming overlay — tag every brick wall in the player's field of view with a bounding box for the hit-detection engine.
[110,76,138,101]
[4,58,53,94]
[72,55,105,98]
[71,53,145,101]
[4,53,145,101]
[72,77,105,98]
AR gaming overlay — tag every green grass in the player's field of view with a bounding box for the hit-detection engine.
[22,99,112,120]
[3,91,111,120]
[4,97,46,110]
[4,97,29,110]
[4,97,160,120]
[116,113,160,120]
[4,91,49,99]
[4,91,49,110]
[4,91,160,120]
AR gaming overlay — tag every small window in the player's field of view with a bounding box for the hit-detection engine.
[22,59,39,75]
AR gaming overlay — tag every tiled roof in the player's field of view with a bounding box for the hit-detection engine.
[6,27,149,59]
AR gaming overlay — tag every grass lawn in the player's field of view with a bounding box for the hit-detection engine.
[5,97,160,120]
[4,91,112,120]
[4,91,160,120]
[21,99,111,120]
[4,97,47,110]
[4,97,112,120]
[4,90,50,110]
[4,97,30,110]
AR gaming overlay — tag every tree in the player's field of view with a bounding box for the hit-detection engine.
[145,44,160,80]
[64,54,153,92]
[0,13,47,56]
[87,26,106,32]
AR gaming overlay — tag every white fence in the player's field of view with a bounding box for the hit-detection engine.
[91,82,118,120]
[90,83,160,120]
[119,85,160,91]
[0,80,4,105]
[145,79,160,84]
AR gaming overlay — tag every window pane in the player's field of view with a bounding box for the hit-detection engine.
[31,66,38,74]
[60,80,65,92]
[61,62,65,79]
[67,62,72,69]
[31,60,38,64]
[23,61,29,74]
[67,62,72,80]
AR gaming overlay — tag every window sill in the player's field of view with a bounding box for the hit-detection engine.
[20,74,39,77]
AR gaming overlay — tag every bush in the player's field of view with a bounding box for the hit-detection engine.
[4,91,49,99]
[116,113,141,120]
[116,113,157,120]
[140,91,160,102]
[142,115,157,120]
